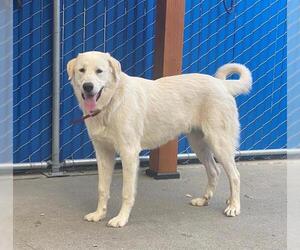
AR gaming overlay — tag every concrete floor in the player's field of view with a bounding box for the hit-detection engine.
[14,160,286,250]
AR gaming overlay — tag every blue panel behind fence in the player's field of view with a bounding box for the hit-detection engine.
[181,0,287,152]
[13,0,156,162]
[13,0,286,162]
[13,0,53,162]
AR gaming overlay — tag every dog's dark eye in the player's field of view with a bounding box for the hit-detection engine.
[96,69,103,74]
[79,68,85,73]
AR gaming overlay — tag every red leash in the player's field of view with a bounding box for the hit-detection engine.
[71,109,101,124]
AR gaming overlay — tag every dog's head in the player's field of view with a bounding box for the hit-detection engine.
[67,51,121,114]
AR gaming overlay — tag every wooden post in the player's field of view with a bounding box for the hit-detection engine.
[146,0,185,179]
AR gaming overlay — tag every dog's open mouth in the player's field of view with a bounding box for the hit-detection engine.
[81,88,103,114]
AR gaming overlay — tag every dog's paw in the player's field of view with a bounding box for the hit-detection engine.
[84,211,106,222]
[190,197,209,207]
[224,204,240,217]
[107,215,128,228]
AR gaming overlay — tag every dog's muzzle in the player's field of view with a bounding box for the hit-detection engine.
[81,85,104,114]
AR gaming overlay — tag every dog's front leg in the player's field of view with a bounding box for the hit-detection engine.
[107,147,139,228]
[84,143,115,222]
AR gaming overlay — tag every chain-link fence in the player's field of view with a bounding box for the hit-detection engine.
[12,0,288,166]
[181,0,287,159]
[13,0,53,163]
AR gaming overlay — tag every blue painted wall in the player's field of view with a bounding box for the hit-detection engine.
[13,0,286,162]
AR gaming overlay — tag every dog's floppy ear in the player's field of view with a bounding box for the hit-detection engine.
[67,58,77,80]
[108,55,121,82]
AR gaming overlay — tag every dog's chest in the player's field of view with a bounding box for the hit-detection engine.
[85,118,115,143]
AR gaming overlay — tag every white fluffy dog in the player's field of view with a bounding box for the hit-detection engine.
[67,51,252,227]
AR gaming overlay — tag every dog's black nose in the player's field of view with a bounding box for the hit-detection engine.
[83,82,94,93]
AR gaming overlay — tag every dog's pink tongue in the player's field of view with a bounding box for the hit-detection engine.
[84,95,97,114]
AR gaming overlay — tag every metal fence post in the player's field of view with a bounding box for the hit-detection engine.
[51,0,62,175]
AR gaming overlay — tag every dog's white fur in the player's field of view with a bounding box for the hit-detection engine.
[67,51,252,228]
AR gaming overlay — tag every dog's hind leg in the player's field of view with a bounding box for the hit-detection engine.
[187,130,221,207]
[206,134,241,217]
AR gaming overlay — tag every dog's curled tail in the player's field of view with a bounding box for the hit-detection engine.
[215,63,252,96]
